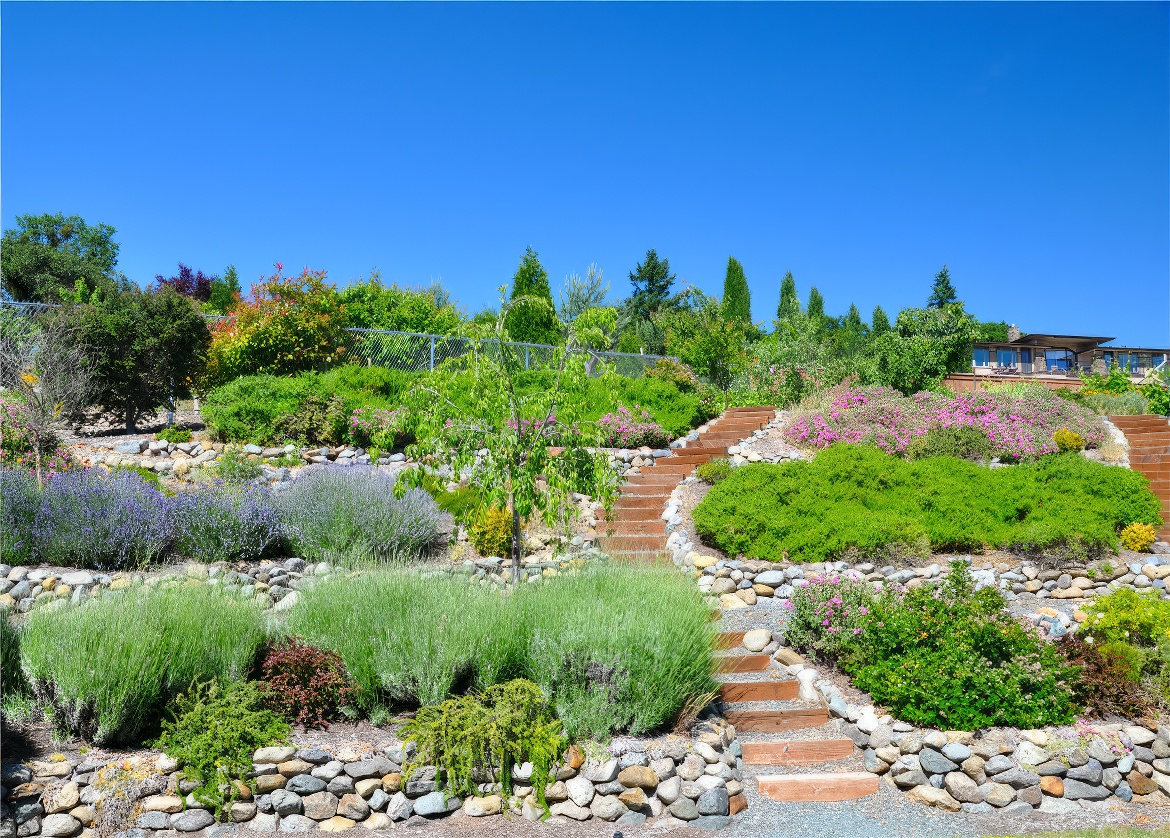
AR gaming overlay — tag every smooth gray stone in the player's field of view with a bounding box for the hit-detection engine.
[284,775,325,795]
[412,792,460,817]
[1062,779,1111,800]
[693,815,732,830]
[918,749,959,775]
[135,812,170,830]
[697,788,729,816]
[171,810,215,832]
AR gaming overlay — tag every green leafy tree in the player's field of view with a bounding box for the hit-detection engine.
[722,256,751,325]
[776,271,801,323]
[341,270,462,334]
[869,304,978,394]
[69,286,211,430]
[407,292,619,582]
[975,320,1011,342]
[871,305,891,335]
[831,303,869,356]
[505,247,561,345]
[208,265,242,314]
[1,213,125,302]
[928,264,958,308]
[628,248,676,313]
[618,249,678,355]
[660,289,747,405]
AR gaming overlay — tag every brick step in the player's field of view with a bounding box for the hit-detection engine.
[741,740,855,766]
[720,681,799,702]
[723,708,830,733]
[600,521,667,536]
[713,654,771,674]
[757,772,880,802]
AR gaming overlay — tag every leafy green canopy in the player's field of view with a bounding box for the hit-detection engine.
[693,444,1163,563]
[341,271,462,335]
[505,247,560,346]
[1,213,125,302]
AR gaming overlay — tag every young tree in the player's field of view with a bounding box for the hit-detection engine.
[558,264,608,324]
[722,256,751,325]
[869,304,978,394]
[208,265,242,314]
[505,247,561,346]
[1,213,125,303]
[660,289,747,406]
[69,286,211,431]
[407,292,619,583]
[928,264,958,308]
[871,305,891,335]
[806,286,826,326]
[341,270,462,334]
[0,315,94,485]
[155,263,213,302]
[776,271,801,323]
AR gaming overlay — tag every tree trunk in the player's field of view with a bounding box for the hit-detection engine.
[510,500,522,586]
[125,408,137,433]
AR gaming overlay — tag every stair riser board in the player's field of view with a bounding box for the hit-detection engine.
[715,631,746,649]
[720,681,799,702]
[723,708,831,733]
[742,740,854,766]
[713,654,771,674]
[757,773,880,802]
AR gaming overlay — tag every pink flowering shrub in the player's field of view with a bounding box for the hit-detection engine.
[0,398,73,478]
[783,573,876,661]
[597,406,670,449]
[785,384,1104,460]
[347,406,408,450]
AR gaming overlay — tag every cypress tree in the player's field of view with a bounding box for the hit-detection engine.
[807,286,826,324]
[722,256,751,324]
[844,303,864,332]
[506,246,560,345]
[776,271,800,322]
[871,305,891,335]
[928,264,958,308]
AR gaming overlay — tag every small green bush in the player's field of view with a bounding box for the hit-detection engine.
[1,614,24,700]
[288,565,715,738]
[695,458,733,484]
[273,392,348,446]
[643,358,699,392]
[153,681,289,820]
[471,507,513,557]
[214,448,263,484]
[904,426,994,462]
[404,679,566,806]
[20,585,264,743]
[694,445,1163,562]
[155,428,193,443]
[1082,588,1170,647]
[1054,427,1085,453]
[115,463,165,491]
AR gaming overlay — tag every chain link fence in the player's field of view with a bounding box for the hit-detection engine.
[0,302,669,378]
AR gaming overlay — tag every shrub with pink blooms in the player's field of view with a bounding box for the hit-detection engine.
[783,573,875,662]
[597,406,670,449]
[347,406,409,450]
[785,383,1104,460]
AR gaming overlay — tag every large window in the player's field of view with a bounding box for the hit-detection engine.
[996,349,1015,367]
[1045,350,1072,371]
[1153,354,1166,369]
[972,348,990,367]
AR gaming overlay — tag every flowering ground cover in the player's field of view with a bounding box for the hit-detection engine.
[785,384,1105,460]
[597,405,670,448]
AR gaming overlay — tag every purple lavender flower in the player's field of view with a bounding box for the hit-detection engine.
[172,482,283,563]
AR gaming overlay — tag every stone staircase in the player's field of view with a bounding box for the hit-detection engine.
[1110,415,1170,540]
[596,408,777,562]
[714,633,879,803]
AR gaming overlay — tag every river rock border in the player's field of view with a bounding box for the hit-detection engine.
[1,717,746,837]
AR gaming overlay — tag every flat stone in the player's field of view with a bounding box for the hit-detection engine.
[254,747,297,764]
[462,795,502,817]
[1039,796,1081,814]
[983,783,1015,808]
[171,810,215,832]
[278,760,314,778]
[590,794,628,821]
[617,765,658,790]
[693,815,732,830]
[412,791,460,817]
[277,814,316,832]
[135,812,171,830]
[943,772,982,803]
[285,775,326,795]
[549,800,591,821]
[39,816,81,838]
[318,816,356,832]
[906,785,961,812]
[1130,771,1160,796]
[1062,778,1111,800]
[344,758,394,780]
[670,797,700,820]
[918,749,959,775]
[995,766,1040,789]
[141,795,183,814]
[255,774,286,793]
[361,813,392,829]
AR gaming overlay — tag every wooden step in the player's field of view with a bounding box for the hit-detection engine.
[669,451,727,464]
[715,632,746,649]
[714,654,771,674]
[618,485,672,497]
[613,496,664,509]
[597,535,667,552]
[723,708,831,732]
[757,772,879,802]
[638,463,695,475]
[720,681,798,702]
[625,473,684,485]
[741,739,854,766]
[602,521,667,536]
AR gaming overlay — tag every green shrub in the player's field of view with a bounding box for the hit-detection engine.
[1,613,24,700]
[1057,636,1157,719]
[404,679,566,806]
[904,425,994,462]
[693,445,1163,562]
[1080,391,1150,416]
[695,458,733,484]
[153,681,289,820]
[115,463,165,492]
[1082,588,1170,647]
[288,565,715,739]
[643,358,699,392]
[20,585,264,743]
[786,562,1078,729]
[213,448,263,484]
[471,507,514,557]
[155,428,193,443]
[273,392,348,445]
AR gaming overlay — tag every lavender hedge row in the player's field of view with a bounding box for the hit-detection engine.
[0,465,444,570]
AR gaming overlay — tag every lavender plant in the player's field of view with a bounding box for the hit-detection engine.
[172,483,283,564]
[35,469,172,569]
[276,466,444,564]
[1,467,39,566]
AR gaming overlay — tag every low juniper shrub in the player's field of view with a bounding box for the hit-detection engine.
[695,458,733,484]
[470,506,513,558]
[214,448,264,484]
[155,428,193,444]
[153,680,289,820]
[259,636,357,729]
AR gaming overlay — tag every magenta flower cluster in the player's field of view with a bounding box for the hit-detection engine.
[347,407,406,450]
[783,572,877,659]
[597,406,670,449]
[785,385,1105,459]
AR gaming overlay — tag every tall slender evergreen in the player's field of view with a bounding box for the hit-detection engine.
[722,256,751,324]
[776,271,800,322]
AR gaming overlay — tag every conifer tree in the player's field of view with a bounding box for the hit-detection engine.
[776,271,800,322]
[928,264,958,308]
[505,246,560,345]
[807,286,826,324]
[722,256,751,325]
[871,305,891,335]
[628,248,676,312]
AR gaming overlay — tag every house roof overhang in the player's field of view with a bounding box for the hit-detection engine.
[1007,334,1115,355]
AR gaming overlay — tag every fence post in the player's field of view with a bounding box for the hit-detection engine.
[525,347,530,370]
[430,336,436,371]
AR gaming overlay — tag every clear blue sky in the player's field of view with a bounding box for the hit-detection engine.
[3,2,1168,347]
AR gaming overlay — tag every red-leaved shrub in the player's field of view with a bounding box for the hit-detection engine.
[259,636,356,729]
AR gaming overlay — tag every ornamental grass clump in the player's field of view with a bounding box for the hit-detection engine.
[34,468,173,569]
[172,482,283,563]
[785,383,1105,460]
[20,584,265,744]
[276,465,444,564]
[288,564,715,739]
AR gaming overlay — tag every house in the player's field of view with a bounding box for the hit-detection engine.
[966,326,1167,385]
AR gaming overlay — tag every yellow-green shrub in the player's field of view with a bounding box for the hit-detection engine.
[1121,522,1157,553]
[471,507,513,557]
[1054,427,1085,453]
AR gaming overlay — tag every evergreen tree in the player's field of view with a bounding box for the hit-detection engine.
[209,265,242,314]
[807,286,826,324]
[505,246,560,345]
[928,264,958,308]
[628,248,676,313]
[722,256,751,324]
[871,305,891,335]
[776,271,800,322]
[844,303,864,332]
